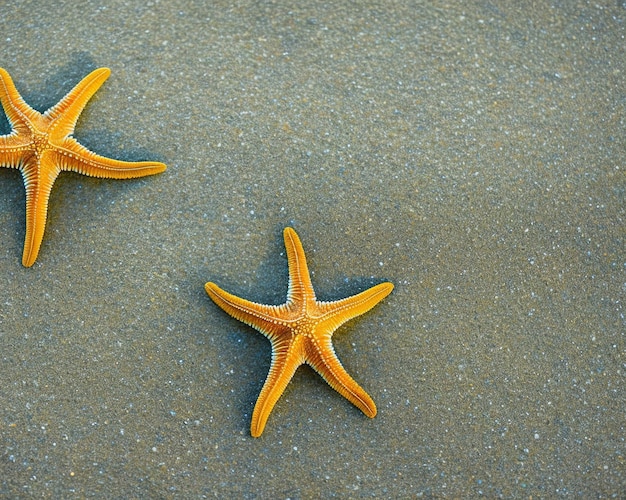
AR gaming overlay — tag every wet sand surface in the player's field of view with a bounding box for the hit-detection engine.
[0,1,624,497]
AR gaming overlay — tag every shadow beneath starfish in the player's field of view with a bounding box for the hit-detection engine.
[0,107,9,135]
[3,51,166,164]
[9,52,100,111]
[0,169,25,259]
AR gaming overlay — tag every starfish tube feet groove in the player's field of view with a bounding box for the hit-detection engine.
[205,227,393,437]
[0,67,166,266]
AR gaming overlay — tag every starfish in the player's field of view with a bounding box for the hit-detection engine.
[0,67,166,267]
[205,227,393,437]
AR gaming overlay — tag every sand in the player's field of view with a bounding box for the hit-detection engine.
[0,0,624,497]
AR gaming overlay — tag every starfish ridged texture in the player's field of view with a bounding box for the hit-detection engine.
[205,227,393,437]
[0,67,166,267]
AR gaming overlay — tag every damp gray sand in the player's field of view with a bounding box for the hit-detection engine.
[0,1,624,497]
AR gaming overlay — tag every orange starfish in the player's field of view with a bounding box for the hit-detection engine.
[0,67,166,267]
[205,227,393,437]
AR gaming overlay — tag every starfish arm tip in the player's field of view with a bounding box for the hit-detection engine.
[137,161,167,176]
[92,67,111,80]
[352,390,377,418]
[365,403,377,418]
[250,402,273,438]
[21,230,47,267]
[21,255,37,268]
[366,281,395,305]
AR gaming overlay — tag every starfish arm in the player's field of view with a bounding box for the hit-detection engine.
[283,227,316,304]
[205,282,295,339]
[45,68,111,141]
[56,137,166,178]
[0,67,42,132]
[316,282,394,332]
[251,336,304,437]
[305,336,377,418]
[0,134,29,167]
[20,156,61,267]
